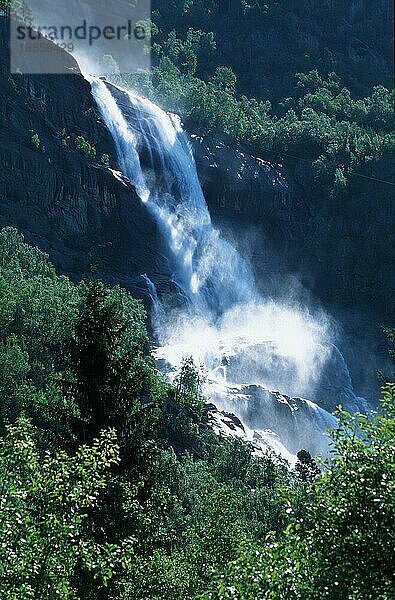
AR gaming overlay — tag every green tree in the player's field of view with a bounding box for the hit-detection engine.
[64,281,157,469]
[294,448,320,482]
[202,384,395,599]
[29,130,41,151]
[100,153,110,167]
[0,417,125,598]
[74,135,96,159]
[211,66,237,92]
[0,228,79,434]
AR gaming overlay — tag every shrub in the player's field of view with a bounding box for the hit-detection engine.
[75,135,96,159]
[29,130,41,151]
[101,153,110,167]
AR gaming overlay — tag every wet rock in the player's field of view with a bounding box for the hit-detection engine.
[209,382,336,457]
[0,18,172,308]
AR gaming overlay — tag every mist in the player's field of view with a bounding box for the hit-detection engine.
[88,77,372,461]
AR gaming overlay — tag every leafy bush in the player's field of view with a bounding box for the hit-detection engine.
[75,135,96,159]
[29,130,41,151]
[0,228,392,599]
[0,417,124,598]
[202,385,395,599]
[101,153,110,167]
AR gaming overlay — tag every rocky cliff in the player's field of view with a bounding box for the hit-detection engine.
[0,16,391,399]
[0,17,173,305]
[193,134,394,319]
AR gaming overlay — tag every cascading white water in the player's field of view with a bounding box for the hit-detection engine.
[91,78,367,461]
[91,79,256,317]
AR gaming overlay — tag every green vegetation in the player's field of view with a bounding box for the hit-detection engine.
[0,227,393,598]
[75,135,97,159]
[58,130,98,160]
[111,1,394,203]
[101,153,110,167]
[0,420,123,598]
[203,384,395,599]
[28,130,41,151]
[150,1,393,100]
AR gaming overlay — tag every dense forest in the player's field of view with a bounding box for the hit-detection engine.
[113,0,394,208]
[0,228,394,598]
[0,0,394,598]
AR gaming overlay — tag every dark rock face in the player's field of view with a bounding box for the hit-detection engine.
[0,17,390,400]
[191,135,305,219]
[192,134,394,320]
[208,382,336,456]
[0,17,172,307]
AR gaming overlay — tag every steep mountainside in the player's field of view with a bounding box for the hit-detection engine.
[152,0,393,101]
[0,18,173,303]
[0,16,301,305]
[0,16,391,396]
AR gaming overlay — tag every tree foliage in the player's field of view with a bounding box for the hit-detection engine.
[0,417,123,598]
[0,231,393,599]
[202,384,395,599]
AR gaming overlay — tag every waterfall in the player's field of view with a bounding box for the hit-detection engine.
[91,78,256,317]
[91,78,367,461]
